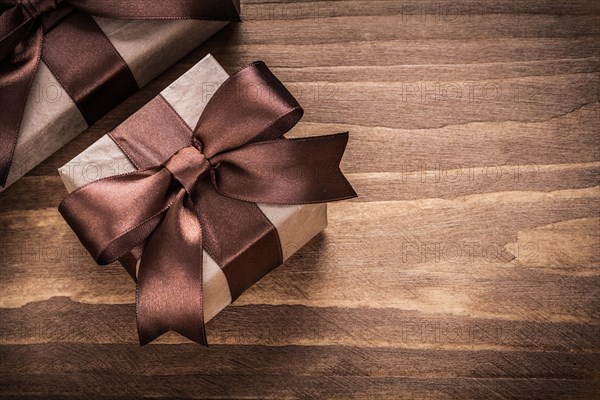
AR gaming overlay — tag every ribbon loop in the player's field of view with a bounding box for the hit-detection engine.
[59,168,177,265]
[196,61,303,159]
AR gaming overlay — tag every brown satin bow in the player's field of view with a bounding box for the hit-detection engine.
[59,62,357,345]
[0,0,241,187]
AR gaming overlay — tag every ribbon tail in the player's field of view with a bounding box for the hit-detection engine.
[136,191,207,346]
[211,132,358,204]
[0,24,42,187]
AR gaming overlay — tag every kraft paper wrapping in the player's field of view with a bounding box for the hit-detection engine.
[58,54,328,322]
[1,17,231,192]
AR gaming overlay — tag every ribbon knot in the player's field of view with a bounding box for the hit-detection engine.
[163,146,212,195]
[20,0,59,18]
[59,62,357,346]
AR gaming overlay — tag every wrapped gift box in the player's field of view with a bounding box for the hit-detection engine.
[58,54,329,324]
[1,2,238,192]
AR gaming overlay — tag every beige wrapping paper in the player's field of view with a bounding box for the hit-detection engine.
[1,15,232,193]
[58,54,328,322]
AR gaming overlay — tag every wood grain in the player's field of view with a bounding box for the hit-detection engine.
[1,0,599,398]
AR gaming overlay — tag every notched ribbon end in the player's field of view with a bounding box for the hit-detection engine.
[136,318,209,347]
[334,131,358,200]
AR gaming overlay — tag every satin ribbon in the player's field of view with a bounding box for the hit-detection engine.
[0,0,241,187]
[59,62,357,345]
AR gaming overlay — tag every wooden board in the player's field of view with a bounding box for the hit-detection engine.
[1,0,599,398]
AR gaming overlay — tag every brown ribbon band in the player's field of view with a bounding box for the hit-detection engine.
[59,62,357,346]
[0,0,241,187]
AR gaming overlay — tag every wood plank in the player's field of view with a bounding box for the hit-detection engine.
[1,374,597,400]
[1,298,599,350]
[1,343,597,379]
